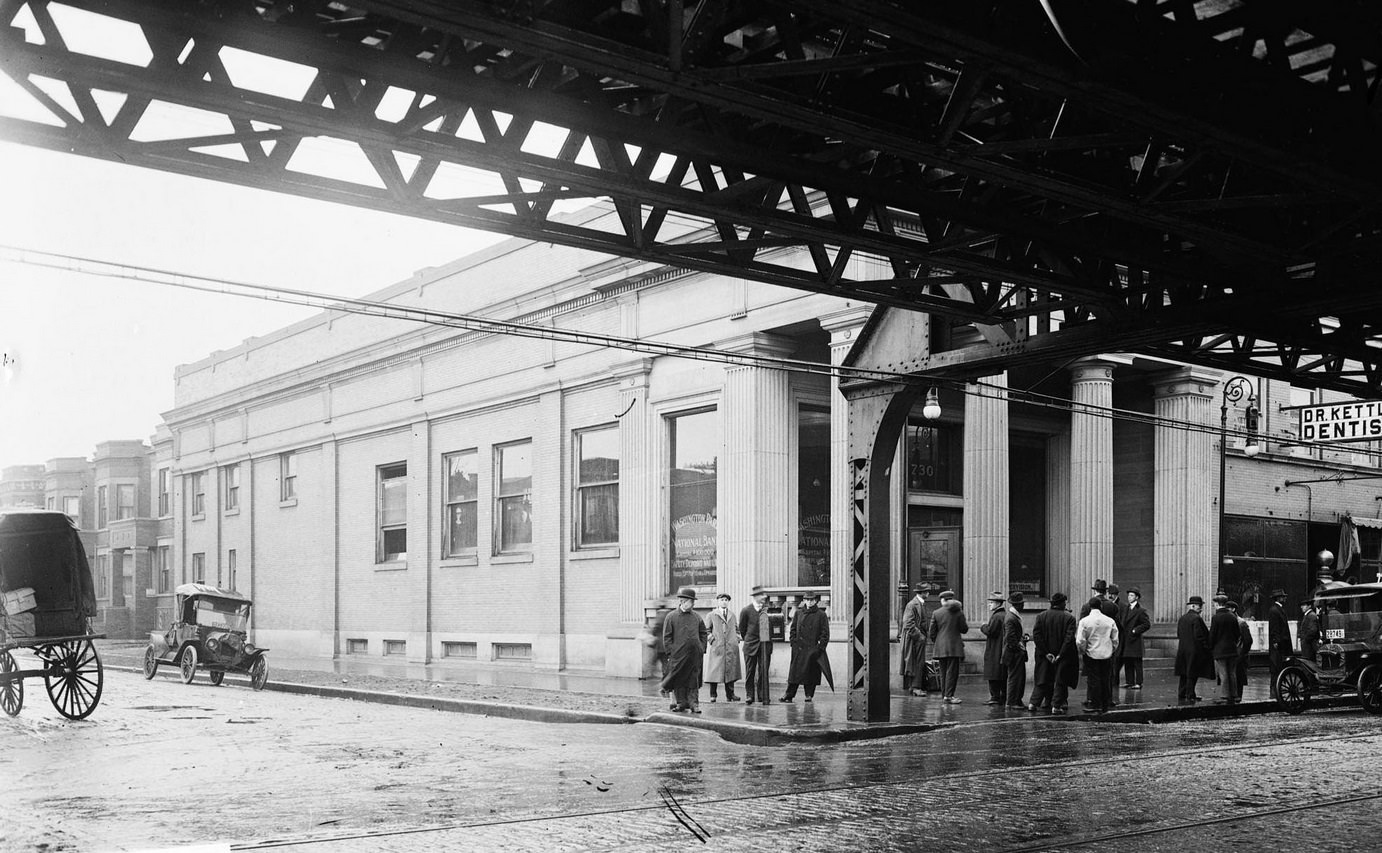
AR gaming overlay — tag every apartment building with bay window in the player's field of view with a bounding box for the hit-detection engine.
[160,203,1382,677]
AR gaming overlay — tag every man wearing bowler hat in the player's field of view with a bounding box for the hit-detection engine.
[1266,588,1292,698]
[780,591,830,703]
[1028,592,1078,714]
[661,587,707,712]
[738,585,773,704]
[1175,595,1214,704]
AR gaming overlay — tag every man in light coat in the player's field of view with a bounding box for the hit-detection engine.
[928,589,969,704]
[704,592,742,702]
[1076,596,1119,714]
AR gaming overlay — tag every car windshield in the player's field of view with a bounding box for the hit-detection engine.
[1320,591,1382,642]
[194,597,250,632]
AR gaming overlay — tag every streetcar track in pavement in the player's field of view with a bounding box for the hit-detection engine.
[231,722,1382,850]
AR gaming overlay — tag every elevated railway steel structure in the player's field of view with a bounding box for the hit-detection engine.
[4,0,1382,720]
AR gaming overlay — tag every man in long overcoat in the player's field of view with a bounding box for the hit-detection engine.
[1002,592,1028,709]
[979,591,1007,705]
[704,592,742,702]
[661,587,707,712]
[738,585,772,704]
[1028,592,1078,714]
[1209,595,1243,704]
[1266,588,1292,698]
[928,589,969,703]
[1118,588,1151,689]
[781,591,830,702]
[1174,595,1214,704]
[900,584,930,696]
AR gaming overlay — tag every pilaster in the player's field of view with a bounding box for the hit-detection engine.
[964,373,1009,622]
[615,361,657,623]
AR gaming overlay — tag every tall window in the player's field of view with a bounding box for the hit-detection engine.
[154,545,171,593]
[443,450,478,557]
[192,552,205,584]
[97,485,108,528]
[281,452,297,501]
[495,441,532,553]
[797,405,830,585]
[96,554,110,598]
[668,409,718,588]
[378,463,407,562]
[575,426,619,548]
[116,484,135,521]
[191,471,206,516]
[227,549,237,590]
[63,495,80,525]
[224,464,240,511]
[907,421,962,494]
[157,468,170,516]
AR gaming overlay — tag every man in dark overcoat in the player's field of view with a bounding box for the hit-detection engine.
[661,587,707,712]
[781,591,830,702]
[1298,600,1320,662]
[1174,595,1214,704]
[1266,588,1292,698]
[1028,592,1078,714]
[1231,600,1254,691]
[979,591,1007,705]
[1002,592,1028,709]
[928,589,969,703]
[900,584,931,696]
[1209,594,1243,704]
[738,585,772,705]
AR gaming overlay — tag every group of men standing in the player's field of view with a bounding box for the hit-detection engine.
[653,585,831,712]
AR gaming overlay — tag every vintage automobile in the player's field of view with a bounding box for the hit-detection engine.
[143,584,268,690]
[1275,582,1382,715]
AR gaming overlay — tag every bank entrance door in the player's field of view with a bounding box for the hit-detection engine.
[908,526,962,601]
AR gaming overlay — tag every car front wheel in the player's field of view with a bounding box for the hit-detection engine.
[249,656,268,691]
[142,646,158,680]
[1276,666,1311,715]
[178,646,198,685]
[1358,664,1382,715]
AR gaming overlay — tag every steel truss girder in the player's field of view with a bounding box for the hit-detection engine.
[3,0,1382,391]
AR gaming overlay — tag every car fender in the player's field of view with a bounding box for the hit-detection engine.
[147,631,171,660]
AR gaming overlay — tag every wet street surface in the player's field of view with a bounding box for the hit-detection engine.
[2,666,1379,851]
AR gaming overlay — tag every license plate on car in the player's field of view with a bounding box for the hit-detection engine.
[1324,628,1345,639]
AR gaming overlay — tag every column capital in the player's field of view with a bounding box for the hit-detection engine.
[1069,358,1115,384]
[819,305,876,341]
[610,358,655,386]
[715,331,796,359]
[1150,366,1220,399]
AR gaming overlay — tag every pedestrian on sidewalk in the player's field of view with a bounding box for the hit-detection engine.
[1298,599,1321,663]
[928,589,969,704]
[1028,592,1078,714]
[1119,588,1150,689]
[738,585,772,705]
[980,591,1007,705]
[1209,594,1242,704]
[1266,589,1292,699]
[1003,592,1028,709]
[704,593,742,702]
[1175,595,1213,704]
[645,596,674,695]
[900,583,931,697]
[781,591,829,703]
[661,587,707,713]
[1231,600,1253,692]
[1076,596,1118,713]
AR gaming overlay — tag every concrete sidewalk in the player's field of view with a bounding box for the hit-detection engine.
[95,641,1345,745]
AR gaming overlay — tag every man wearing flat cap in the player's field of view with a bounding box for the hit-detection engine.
[1266,588,1292,698]
[900,583,931,697]
[1174,595,1214,704]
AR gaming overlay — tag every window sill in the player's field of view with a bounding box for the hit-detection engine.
[492,552,534,565]
[224,508,240,517]
[279,498,298,508]
[191,513,205,522]
[570,547,619,561]
[374,561,408,572]
[441,555,479,568]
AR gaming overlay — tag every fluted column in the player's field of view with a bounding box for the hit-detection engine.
[616,361,657,624]
[720,333,796,607]
[1046,430,1072,599]
[1152,368,1218,622]
[822,307,874,626]
[1069,359,1114,595]
[964,373,1009,622]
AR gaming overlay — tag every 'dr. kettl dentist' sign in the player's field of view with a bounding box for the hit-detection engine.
[1298,400,1382,442]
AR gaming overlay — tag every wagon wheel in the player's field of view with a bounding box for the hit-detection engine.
[142,646,158,680]
[1,650,23,717]
[1276,666,1312,716]
[178,646,198,685]
[249,656,268,692]
[1358,665,1382,715]
[43,640,103,720]
[209,671,224,687]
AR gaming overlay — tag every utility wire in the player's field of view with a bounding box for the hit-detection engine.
[0,243,1362,456]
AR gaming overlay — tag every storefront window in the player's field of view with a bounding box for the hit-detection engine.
[907,422,961,494]
[797,405,831,586]
[1009,435,1047,595]
[1222,516,1307,619]
[668,409,717,589]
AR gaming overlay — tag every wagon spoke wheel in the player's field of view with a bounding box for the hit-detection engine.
[1276,667,1311,715]
[209,670,224,686]
[142,646,158,680]
[43,640,103,720]
[1,650,23,717]
[249,656,268,691]
[1358,665,1382,715]
[179,646,198,685]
